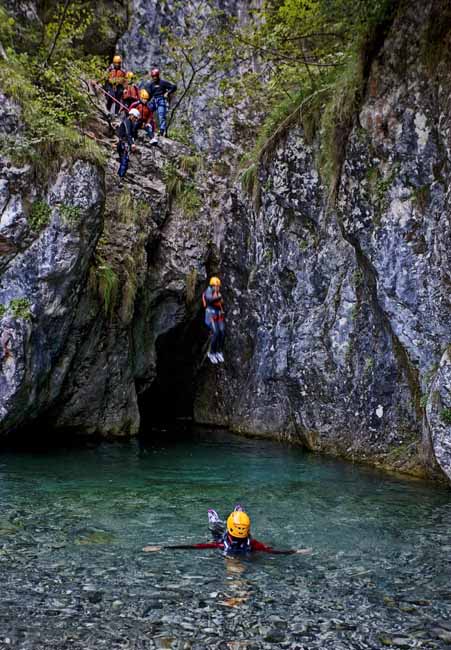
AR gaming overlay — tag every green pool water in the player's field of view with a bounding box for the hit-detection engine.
[0,429,450,649]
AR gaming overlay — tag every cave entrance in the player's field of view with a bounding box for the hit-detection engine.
[138,309,208,432]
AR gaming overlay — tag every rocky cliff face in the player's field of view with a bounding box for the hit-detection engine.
[194,0,451,480]
[0,95,105,434]
[0,0,450,482]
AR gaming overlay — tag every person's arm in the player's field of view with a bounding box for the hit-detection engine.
[163,79,177,97]
[204,287,222,307]
[143,541,224,552]
[251,539,312,555]
[143,106,154,126]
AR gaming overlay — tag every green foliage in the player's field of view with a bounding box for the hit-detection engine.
[163,160,203,218]
[115,190,151,226]
[0,3,107,179]
[0,7,15,50]
[179,154,202,175]
[364,357,374,373]
[9,298,32,320]
[419,394,428,409]
[365,163,400,223]
[318,56,363,192]
[60,204,82,225]
[0,304,6,319]
[163,162,185,198]
[29,200,52,232]
[96,261,118,317]
[177,184,202,217]
[168,122,195,148]
[441,409,451,425]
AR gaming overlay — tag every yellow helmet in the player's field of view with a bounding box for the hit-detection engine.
[226,511,250,539]
[209,276,221,287]
[139,88,150,101]
[113,55,122,64]
[126,71,134,80]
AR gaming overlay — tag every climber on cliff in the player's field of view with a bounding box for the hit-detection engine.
[116,108,140,178]
[140,68,177,137]
[202,276,225,365]
[129,89,158,144]
[142,506,312,556]
[104,55,126,115]
[122,71,140,109]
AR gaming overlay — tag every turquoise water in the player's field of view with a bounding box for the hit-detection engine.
[0,430,450,649]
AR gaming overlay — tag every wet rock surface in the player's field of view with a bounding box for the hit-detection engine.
[194,0,451,481]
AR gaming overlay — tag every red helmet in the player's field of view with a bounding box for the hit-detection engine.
[151,67,160,78]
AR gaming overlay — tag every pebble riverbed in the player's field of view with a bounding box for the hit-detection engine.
[0,430,450,649]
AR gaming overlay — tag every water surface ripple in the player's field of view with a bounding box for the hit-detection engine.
[0,430,450,649]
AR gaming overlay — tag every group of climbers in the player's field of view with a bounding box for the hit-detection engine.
[104,55,176,137]
[103,55,177,178]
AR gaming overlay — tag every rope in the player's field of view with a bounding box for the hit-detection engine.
[95,82,129,113]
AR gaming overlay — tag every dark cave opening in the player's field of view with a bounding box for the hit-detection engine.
[137,308,209,433]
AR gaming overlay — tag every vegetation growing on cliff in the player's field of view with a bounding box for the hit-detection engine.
[231,0,398,195]
[0,2,127,177]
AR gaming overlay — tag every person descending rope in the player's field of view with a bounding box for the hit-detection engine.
[142,505,312,556]
[140,68,177,137]
[122,71,140,109]
[129,89,158,144]
[202,276,225,364]
[116,108,140,178]
[105,55,126,115]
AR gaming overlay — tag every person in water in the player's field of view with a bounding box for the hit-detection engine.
[142,506,312,556]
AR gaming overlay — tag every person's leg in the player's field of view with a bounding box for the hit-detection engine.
[157,98,167,135]
[208,509,225,541]
[210,320,219,354]
[114,85,124,115]
[117,142,129,177]
[206,320,218,364]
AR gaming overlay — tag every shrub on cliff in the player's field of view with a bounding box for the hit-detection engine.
[0,2,126,177]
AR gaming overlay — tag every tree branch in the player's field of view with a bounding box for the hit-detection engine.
[43,0,72,67]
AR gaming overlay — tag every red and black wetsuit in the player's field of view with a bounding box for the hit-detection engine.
[122,83,140,108]
[202,286,225,355]
[128,100,156,135]
[105,65,126,114]
[168,534,297,555]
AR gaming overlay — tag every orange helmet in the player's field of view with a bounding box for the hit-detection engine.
[226,511,250,539]
[139,88,150,101]
[126,71,134,80]
[209,276,221,287]
[113,55,122,65]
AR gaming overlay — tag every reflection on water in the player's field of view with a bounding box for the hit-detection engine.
[0,429,450,649]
